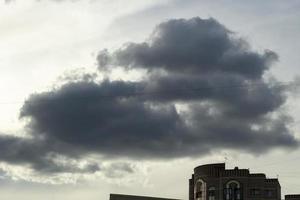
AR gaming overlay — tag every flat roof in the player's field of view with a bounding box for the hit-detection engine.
[110,194,181,200]
[285,194,300,198]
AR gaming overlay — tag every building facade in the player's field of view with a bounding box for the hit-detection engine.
[189,163,281,200]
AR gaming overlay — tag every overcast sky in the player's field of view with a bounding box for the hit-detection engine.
[1,1,300,200]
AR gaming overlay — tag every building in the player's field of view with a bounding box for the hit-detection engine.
[110,194,181,200]
[189,163,281,200]
[285,195,300,200]
[109,163,299,200]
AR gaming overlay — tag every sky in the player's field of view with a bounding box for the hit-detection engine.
[0,0,300,199]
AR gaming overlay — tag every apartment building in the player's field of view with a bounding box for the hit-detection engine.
[189,163,281,200]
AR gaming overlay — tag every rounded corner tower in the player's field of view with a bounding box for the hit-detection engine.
[189,163,281,200]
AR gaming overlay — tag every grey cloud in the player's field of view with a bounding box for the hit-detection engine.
[0,17,298,175]
[18,79,298,160]
[31,156,101,174]
[20,80,186,158]
[98,17,278,79]
[0,135,46,165]
[20,17,299,159]
[103,162,136,178]
[183,104,297,154]
[0,135,100,174]
[143,73,286,118]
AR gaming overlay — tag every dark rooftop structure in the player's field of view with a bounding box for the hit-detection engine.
[285,195,300,200]
[110,194,182,200]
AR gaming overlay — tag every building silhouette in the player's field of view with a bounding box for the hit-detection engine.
[189,163,280,200]
[109,163,299,200]
[285,195,300,200]
[109,194,180,200]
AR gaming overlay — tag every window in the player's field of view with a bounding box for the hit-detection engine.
[195,181,203,198]
[195,179,206,200]
[208,187,216,200]
[224,180,242,200]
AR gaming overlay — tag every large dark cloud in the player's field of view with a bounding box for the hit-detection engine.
[20,80,186,158]
[99,18,277,79]
[18,79,297,160]
[0,17,298,175]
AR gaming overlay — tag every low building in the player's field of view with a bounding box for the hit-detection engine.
[285,195,300,200]
[189,163,281,200]
[110,194,181,200]
[109,163,299,200]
